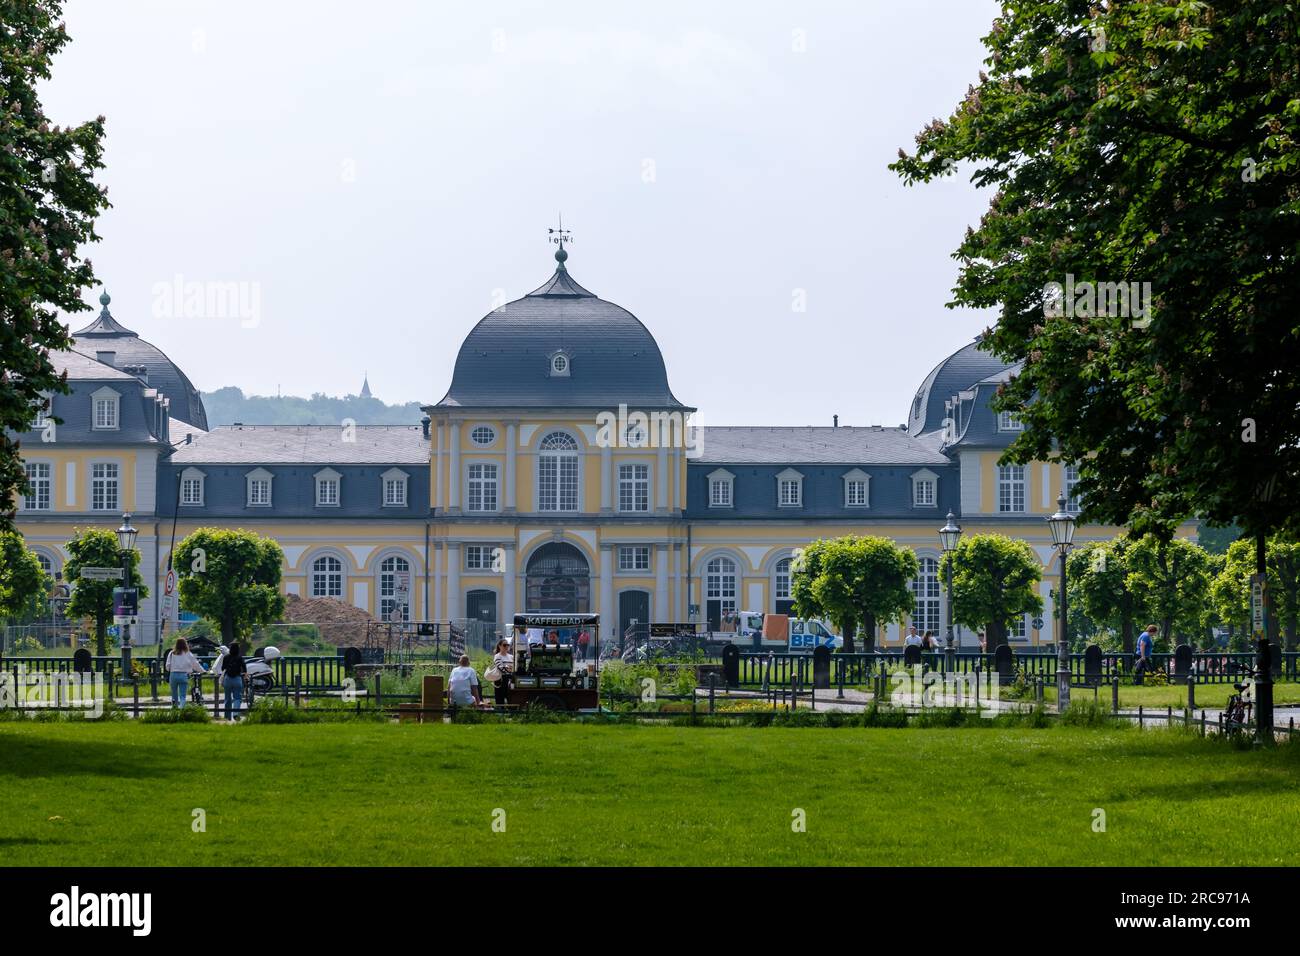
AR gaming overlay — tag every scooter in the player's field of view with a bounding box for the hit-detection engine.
[212,645,281,698]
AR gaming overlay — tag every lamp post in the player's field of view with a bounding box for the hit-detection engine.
[116,512,138,679]
[1046,494,1076,714]
[938,511,962,673]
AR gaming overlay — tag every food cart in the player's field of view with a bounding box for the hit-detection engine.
[505,613,600,711]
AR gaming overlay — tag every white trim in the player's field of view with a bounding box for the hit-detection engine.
[246,467,273,507]
[90,386,120,431]
[180,467,206,507]
[775,468,803,508]
[910,468,939,508]
[842,468,870,508]
[706,468,734,509]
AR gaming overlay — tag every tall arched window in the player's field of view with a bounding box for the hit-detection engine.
[705,556,738,631]
[773,557,794,614]
[538,431,579,512]
[378,555,411,622]
[311,555,344,598]
[911,557,941,636]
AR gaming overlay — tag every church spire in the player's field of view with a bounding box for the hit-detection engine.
[360,373,372,399]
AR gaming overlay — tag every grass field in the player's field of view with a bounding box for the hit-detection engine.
[2,721,1298,866]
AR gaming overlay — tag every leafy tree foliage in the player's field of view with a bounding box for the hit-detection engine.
[0,529,48,620]
[1066,537,1144,653]
[940,534,1043,650]
[791,536,919,652]
[201,386,424,427]
[892,1,1300,542]
[174,528,285,644]
[1124,536,1212,649]
[64,527,147,656]
[1,3,108,526]
[1212,536,1300,650]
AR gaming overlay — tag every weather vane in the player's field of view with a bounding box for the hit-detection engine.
[548,213,573,247]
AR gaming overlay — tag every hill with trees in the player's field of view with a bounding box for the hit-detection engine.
[200,387,425,427]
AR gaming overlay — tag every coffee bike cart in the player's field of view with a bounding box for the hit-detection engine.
[505,613,600,712]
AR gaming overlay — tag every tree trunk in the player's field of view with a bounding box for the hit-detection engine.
[840,615,857,654]
[95,616,108,658]
[987,620,1007,651]
[221,610,236,646]
[1120,594,1134,655]
[860,612,877,653]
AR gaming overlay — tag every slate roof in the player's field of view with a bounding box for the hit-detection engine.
[695,426,952,465]
[907,337,1015,437]
[49,348,139,382]
[170,425,429,464]
[435,250,689,410]
[72,291,210,430]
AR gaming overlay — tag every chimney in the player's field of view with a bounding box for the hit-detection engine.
[421,415,432,439]
[833,414,838,428]
[185,433,193,444]
[96,350,116,366]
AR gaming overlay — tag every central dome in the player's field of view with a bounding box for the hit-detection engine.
[436,249,687,410]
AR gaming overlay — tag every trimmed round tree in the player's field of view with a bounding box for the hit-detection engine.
[0,531,51,624]
[174,528,285,645]
[1066,537,1146,654]
[1123,536,1211,650]
[792,535,919,652]
[940,534,1043,651]
[64,527,149,656]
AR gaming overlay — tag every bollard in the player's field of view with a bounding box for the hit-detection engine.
[1166,704,1172,727]
[1187,675,1196,711]
[837,661,845,700]
[1112,677,1119,714]
[375,672,383,711]
[709,674,717,714]
[132,682,139,719]
[1200,711,1206,736]
[1138,705,1144,728]
[213,675,220,720]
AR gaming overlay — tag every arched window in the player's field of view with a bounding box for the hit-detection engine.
[773,557,793,614]
[538,431,579,512]
[311,555,344,598]
[705,556,738,631]
[911,557,941,636]
[378,555,410,622]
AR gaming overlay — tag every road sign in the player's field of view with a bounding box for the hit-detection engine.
[161,569,178,628]
[79,567,123,581]
[1251,573,1268,640]
[1032,618,1044,630]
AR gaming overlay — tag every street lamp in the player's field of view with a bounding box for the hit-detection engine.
[938,511,962,671]
[116,512,138,676]
[1046,494,1076,714]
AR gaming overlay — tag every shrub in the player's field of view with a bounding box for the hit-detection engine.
[242,701,314,724]
[1060,699,1124,729]
[912,707,971,728]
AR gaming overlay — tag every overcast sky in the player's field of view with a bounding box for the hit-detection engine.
[42,0,1002,426]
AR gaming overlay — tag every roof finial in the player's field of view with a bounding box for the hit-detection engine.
[99,289,111,310]
[548,214,572,271]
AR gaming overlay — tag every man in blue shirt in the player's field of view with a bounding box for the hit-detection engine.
[1135,625,1156,683]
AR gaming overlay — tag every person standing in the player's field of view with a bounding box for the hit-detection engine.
[221,641,248,721]
[489,639,514,707]
[166,637,203,708]
[1135,624,1156,682]
[904,625,922,648]
[576,627,590,661]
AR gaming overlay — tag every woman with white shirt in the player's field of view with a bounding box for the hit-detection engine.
[490,638,514,707]
[165,637,204,708]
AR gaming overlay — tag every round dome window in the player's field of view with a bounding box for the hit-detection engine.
[551,354,568,374]
[471,425,496,446]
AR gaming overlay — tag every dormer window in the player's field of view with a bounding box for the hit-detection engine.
[382,468,409,507]
[548,350,571,377]
[998,410,1024,432]
[842,468,870,508]
[911,468,939,507]
[246,468,273,507]
[91,387,120,430]
[707,468,734,508]
[776,468,803,508]
[314,468,341,507]
[31,392,52,429]
[181,467,206,506]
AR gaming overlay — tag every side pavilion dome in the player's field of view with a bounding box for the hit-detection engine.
[906,335,1014,437]
[72,291,209,430]
[435,247,689,410]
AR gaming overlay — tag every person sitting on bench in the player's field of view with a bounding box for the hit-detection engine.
[448,655,482,708]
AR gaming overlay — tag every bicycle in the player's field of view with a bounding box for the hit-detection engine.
[1223,674,1254,734]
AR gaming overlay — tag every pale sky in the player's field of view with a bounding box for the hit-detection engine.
[42,0,1001,426]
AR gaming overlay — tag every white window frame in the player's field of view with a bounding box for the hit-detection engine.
[22,461,52,511]
[617,462,650,513]
[180,467,205,507]
[705,556,738,618]
[464,544,500,572]
[911,556,942,636]
[548,351,571,377]
[31,392,52,429]
[246,468,273,507]
[997,464,1026,513]
[89,461,119,512]
[998,410,1025,432]
[617,545,651,572]
[466,462,499,513]
[1064,462,1081,514]
[310,554,344,598]
[314,468,341,508]
[911,468,939,508]
[707,468,734,509]
[469,425,496,447]
[776,468,803,508]
[537,431,580,512]
[378,554,411,623]
[90,387,120,431]
[381,468,409,508]
[842,468,870,508]
[773,556,792,605]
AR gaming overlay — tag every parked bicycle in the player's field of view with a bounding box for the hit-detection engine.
[1223,675,1255,734]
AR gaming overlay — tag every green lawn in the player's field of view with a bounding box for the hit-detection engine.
[2,721,1298,866]
[1036,680,1300,711]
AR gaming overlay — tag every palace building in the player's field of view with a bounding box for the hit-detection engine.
[13,245,1122,647]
